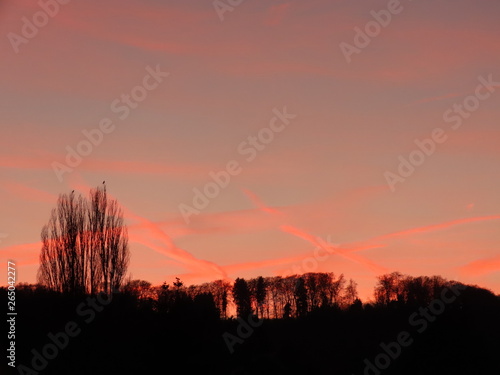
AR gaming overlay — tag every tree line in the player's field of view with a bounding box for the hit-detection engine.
[6,185,498,374]
[121,272,358,319]
[117,270,484,321]
[34,185,491,321]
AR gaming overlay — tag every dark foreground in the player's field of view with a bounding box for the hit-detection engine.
[3,285,500,375]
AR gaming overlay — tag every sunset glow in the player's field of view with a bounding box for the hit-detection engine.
[1,0,499,303]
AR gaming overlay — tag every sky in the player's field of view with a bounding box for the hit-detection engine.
[1,0,499,301]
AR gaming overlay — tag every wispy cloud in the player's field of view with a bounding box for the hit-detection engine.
[242,188,387,274]
[70,175,229,281]
[459,255,500,277]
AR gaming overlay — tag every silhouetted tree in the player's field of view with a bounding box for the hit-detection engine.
[349,298,363,312]
[193,292,219,321]
[329,273,346,306]
[222,288,229,318]
[283,302,292,319]
[233,278,252,317]
[37,185,129,295]
[87,184,129,294]
[173,277,184,289]
[156,282,171,314]
[267,276,283,318]
[403,275,433,306]
[124,279,152,299]
[305,273,321,311]
[344,278,359,306]
[194,279,231,319]
[255,276,266,318]
[374,271,404,305]
[316,272,333,307]
[249,276,267,318]
[168,278,193,317]
[294,277,308,318]
[123,279,155,310]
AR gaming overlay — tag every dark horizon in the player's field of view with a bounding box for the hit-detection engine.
[4,269,500,374]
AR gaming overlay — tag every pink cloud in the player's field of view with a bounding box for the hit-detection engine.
[0,154,212,178]
[242,188,281,215]
[0,242,41,267]
[279,224,387,274]
[69,175,229,281]
[459,255,500,277]
[377,215,500,241]
[241,188,387,274]
[2,182,57,203]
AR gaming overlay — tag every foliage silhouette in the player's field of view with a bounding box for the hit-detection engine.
[37,185,129,295]
[13,237,500,375]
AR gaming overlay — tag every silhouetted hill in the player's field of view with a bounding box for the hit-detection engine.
[3,273,500,375]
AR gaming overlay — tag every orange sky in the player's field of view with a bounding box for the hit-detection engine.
[1,0,499,301]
